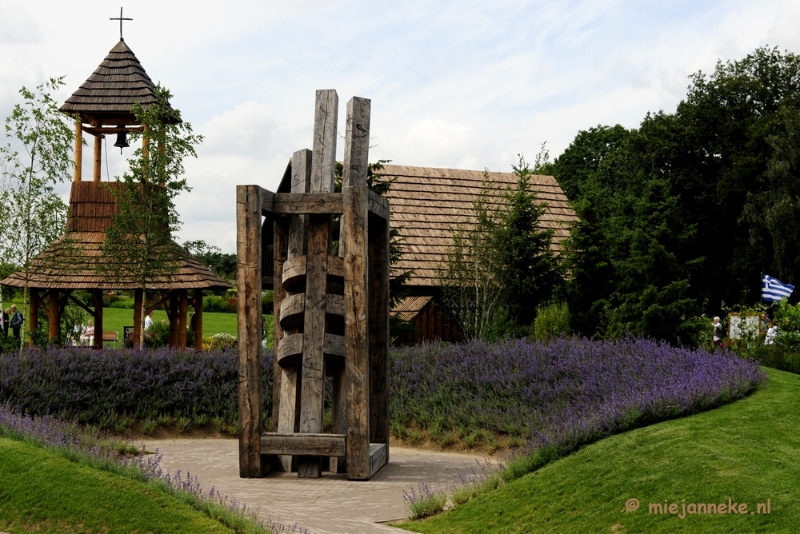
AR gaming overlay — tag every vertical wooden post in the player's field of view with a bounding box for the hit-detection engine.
[288,149,312,257]
[297,214,329,478]
[343,97,371,187]
[311,90,338,193]
[193,289,203,350]
[369,212,391,459]
[29,290,39,347]
[133,289,143,348]
[93,129,102,183]
[48,289,60,342]
[329,364,348,473]
[74,118,83,182]
[236,185,265,477]
[93,289,103,349]
[343,185,370,479]
[272,217,288,433]
[168,293,179,348]
[178,289,188,348]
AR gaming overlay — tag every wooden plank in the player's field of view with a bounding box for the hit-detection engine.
[343,185,370,479]
[274,193,344,215]
[236,185,265,477]
[327,255,345,279]
[276,367,299,472]
[343,97,371,187]
[298,214,330,478]
[261,433,346,457]
[369,443,387,477]
[93,132,101,182]
[310,89,338,193]
[368,189,390,220]
[368,212,391,455]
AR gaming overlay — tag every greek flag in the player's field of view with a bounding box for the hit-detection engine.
[762,274,794,302]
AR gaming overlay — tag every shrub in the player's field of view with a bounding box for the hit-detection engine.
[210,333,236,350]
[532,301,570,341]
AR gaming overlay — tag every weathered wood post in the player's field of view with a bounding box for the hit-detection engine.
[237,184,265,477]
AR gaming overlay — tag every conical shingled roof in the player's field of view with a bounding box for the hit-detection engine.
[60,39,174,124]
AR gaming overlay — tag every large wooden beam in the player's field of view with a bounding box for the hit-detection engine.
[261,433,346,456]
[274,193,344,215]
[236,185,265,477]
[272,216,288,434]
[368,211,391,464]
[343,185,371,479]
[310,89,338,193]
[297,214,330,478]
[343,97,371,187]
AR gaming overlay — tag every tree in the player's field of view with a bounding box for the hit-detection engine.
[0,78,73,350]
[439,156,562,339]
[99,84,202,347]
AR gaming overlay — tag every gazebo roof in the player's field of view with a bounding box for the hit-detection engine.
[59,39,176,125]
[0,232,229,291]
[0,181,230,291]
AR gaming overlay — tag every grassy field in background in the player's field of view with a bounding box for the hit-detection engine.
[0,437,236,534]
[3,299,238,348]
[396,367,800,533]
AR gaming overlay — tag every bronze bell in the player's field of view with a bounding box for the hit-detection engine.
[113,125,129,153]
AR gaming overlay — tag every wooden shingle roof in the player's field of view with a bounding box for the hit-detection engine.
[381,165,578,288]
[0,181,229,291]
[59,39,174,124]
[0,232,230,290]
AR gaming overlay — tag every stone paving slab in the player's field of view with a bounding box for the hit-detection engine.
[144,439,490,534]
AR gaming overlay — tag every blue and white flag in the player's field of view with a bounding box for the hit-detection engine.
[762,274,795,302]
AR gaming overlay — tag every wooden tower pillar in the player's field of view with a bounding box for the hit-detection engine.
[74,118,83,182]
[48,289,60,341]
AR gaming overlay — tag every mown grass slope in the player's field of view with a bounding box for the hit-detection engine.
[0,437,236,534]
[398,367,799,533]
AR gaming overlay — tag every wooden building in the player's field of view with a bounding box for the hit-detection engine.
[383,165,578,344]
[0,38,229,348]
[269,163,577,344]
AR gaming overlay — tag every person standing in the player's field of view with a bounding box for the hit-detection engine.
[712,316,725,348]
[144,311,154,331]
[10,305,24,339]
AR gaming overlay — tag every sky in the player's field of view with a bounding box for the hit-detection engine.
[1,0,798,253]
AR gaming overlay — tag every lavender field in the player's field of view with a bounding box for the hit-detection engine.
[390,338,765,451]
[0,338,764,451]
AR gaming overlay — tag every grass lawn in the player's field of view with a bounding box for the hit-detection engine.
[0,437,235,533]
[3,299,238,348]
[397,367,800,533]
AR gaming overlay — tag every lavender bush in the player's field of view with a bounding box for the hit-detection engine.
[0,347,273,424]
[390,337,765,448]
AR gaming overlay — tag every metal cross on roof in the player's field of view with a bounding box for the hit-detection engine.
[110,7,132,40]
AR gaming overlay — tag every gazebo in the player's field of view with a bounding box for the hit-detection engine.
[0,37,229,348]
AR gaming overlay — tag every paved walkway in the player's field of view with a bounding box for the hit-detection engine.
[144,439,491,534]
